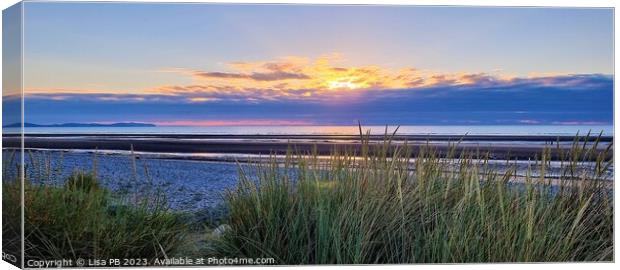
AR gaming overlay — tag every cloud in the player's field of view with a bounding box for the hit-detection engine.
[550,121,609,125]
[11,54,613,126]
[518,119,542,124]
[192,71,248,80]
[188,97,220,103]
[19,54,613,105]
[153,119,314,126]
[192,70,310,81]
[15,72,612,126]
[20,73,613,106]
[148,55,612,104]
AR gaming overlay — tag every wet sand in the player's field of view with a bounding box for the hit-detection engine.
[2,134,613,161]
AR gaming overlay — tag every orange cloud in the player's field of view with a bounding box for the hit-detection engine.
[188,97,220,102]
[25,54,599,105]
[161,54,521,98]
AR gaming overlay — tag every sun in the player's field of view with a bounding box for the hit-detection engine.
[327,77,362,90]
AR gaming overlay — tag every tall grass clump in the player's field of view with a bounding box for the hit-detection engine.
[2,151,189,262]
[213,128,613,264]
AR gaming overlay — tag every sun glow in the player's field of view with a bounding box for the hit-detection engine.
[188,97,218,102]
[327,78,362,90]
[139,55,528,101]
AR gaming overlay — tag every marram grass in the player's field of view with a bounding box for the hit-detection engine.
[2,170,189,262]
[211,130,613,264]
[2,130,614,264]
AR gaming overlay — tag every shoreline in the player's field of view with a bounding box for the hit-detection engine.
[2,134,613,161]
[2,133,613,141]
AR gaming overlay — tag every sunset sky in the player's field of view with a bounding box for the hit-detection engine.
[3,2,614,126]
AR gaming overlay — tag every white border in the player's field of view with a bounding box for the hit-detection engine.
[0,1,617,270]
[5,0,618,8]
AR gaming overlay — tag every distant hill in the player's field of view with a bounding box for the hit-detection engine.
[3,122,157,128]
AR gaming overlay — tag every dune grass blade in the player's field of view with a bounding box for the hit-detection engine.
[2,163,189,262]
[212,132,613,264]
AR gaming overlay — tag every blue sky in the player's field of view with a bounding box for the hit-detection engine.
[2,2,614,126]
